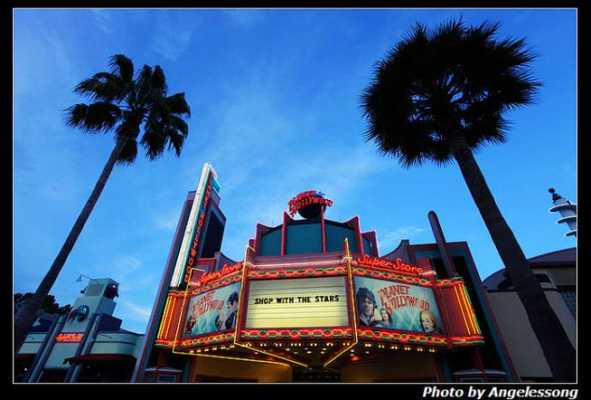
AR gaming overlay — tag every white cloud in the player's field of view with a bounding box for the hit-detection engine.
[377,226,426,254]
[118,299,152,323]
[91,9,113,34]
[151,13,195,61]
[221,9,265,28]
[154,208,181,232]
[93,255,144,283]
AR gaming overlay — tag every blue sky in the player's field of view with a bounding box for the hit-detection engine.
[13,9,576,333]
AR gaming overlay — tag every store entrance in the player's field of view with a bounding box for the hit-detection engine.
[293,367,341,382]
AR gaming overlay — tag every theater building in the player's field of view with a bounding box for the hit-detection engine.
[132,163,518,383]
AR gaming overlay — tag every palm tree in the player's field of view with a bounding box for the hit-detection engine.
[14,54,191,355]
[361,20,575,381]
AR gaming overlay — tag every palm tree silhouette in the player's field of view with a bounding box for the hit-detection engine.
[361,20,574,381]
[14,54,191,355]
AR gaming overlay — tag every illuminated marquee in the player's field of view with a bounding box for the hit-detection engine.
[288,191,333,217]
[160,247,482,357]
[245,276,349,329]
[55,332,84,343]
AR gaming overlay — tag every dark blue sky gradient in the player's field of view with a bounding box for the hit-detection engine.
[14,9,576,333]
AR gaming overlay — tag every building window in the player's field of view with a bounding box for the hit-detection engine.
[325,223,357,253]
[286,223,322,255]
[260,228,282,256]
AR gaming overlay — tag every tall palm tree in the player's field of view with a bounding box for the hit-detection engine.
[14,54,191,355]
[361,20,575,381]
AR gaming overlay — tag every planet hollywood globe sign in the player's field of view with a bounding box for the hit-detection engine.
[288,191,333,219]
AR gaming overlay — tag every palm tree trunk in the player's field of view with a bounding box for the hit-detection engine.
[14,138,127,356]
[451,138,575,382]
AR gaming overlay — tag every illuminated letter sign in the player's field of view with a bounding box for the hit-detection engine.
[288,191,333,217]
[245,277,349,328]
[356,255,426,277]
[55,332,84,343]
[170,163,220,287]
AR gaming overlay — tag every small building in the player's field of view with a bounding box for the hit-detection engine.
[16,278,144,383]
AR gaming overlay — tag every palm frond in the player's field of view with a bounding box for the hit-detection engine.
[66,54,191,164]
[74,72,128,102]
[165,93,191,116]
[361,18,540,165]
[135,65,154,106]
[115,137,138,165]
[167,128,185,156]
[169,115,189,137]
[115,112,142,140]
[110,54,134,83]
[151,66,168,97]
[65,102,122,133]
[141,119,167,160]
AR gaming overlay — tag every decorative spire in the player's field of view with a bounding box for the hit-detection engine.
[548,188,562,202]
[548,188,576,238]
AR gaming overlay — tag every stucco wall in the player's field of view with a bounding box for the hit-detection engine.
[486,292,552,379]
[19,333,47,354]
[545,269,575,287]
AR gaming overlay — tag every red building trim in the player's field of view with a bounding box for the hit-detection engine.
[320,208,327,254]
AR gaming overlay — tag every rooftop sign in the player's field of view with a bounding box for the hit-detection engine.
[288,191,333,218]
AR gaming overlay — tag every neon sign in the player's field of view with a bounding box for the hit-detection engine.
[355,255,426,276]
[196,262,243,287]
[288,191,333,217]
[55,332,84,343]
[171,163,220,287]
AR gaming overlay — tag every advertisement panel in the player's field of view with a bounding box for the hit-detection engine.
[183,282,241,337]
[354,276,444,334]
[245,276,349,329]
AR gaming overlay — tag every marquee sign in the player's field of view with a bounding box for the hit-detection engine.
[245,276,349,329]
[288,191,333,217]
[157,248,483,363]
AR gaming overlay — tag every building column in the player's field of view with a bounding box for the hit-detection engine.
[26,314,67,382]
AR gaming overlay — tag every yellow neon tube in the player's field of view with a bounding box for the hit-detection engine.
[453,285,472,335]
[324,238,358,368]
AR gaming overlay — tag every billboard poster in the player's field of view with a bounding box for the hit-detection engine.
[183,282,241,337]
[354,276,444,335]
[245,276,349,329]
